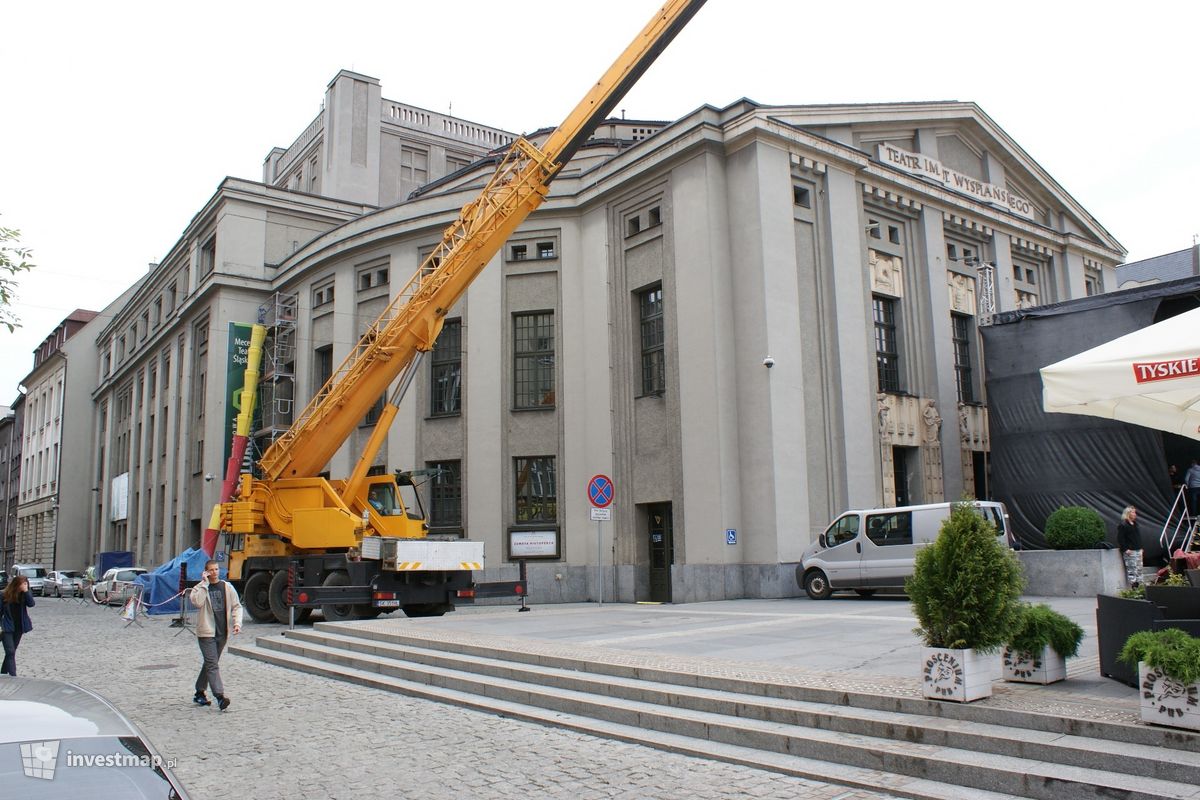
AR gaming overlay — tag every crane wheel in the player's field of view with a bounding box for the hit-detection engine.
[243,572,275,623]
[320,571,356,622]
[269,569,311,624]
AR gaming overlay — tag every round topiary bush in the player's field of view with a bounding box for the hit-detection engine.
[1043,506,1105,550]
[907,502,1026,652]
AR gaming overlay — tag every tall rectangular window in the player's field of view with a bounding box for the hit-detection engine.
[514,312,554,408]
[427,460,462,532]
[951,313,974,403]
[514,456,556,523]
[400,145,429,196]
[431,319,462,416]
[873,295,901,393]
[639,286,665,395]
[200,236,216,276]
[314,345,333,398]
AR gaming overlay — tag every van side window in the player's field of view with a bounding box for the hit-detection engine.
[825,515,859,546]
[865,511,913,547]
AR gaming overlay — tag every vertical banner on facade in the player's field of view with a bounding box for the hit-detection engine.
[109,472,130,521]
[224,323,254,465]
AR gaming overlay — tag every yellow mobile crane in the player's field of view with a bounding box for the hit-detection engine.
[221,0,706,623]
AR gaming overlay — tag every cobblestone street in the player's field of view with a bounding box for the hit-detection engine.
[13,597,899,800]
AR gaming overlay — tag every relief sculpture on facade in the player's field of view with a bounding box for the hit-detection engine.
[947,272,976,316]
[869,249,903,297]
[921,400,945,502]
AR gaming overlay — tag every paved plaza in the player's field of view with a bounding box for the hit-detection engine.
[13,595,908,800]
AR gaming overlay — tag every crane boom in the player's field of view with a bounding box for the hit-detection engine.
[259,0,706,481]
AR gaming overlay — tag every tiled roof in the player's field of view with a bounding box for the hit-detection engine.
[1116,247,1196,285]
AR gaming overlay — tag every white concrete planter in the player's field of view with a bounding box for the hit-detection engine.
[1138,662,1200,731]
[921,647,997,702]
[1002,645,1067,684]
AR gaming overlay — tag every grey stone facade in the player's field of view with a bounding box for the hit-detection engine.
[45,73,1123,601]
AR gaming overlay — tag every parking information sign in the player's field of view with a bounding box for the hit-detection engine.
[587,474,614,508]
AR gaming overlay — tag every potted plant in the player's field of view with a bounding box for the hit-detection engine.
[1118,627,1200,731]
[1144,570,1200,620]
[907,502,1025,702]
[1002,603,1084,684]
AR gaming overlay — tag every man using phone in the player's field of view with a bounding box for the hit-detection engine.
[187,559,243,710]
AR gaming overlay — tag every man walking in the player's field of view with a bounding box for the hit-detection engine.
[188,559,242,710]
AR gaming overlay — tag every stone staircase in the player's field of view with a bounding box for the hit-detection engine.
[231,622,1200,800]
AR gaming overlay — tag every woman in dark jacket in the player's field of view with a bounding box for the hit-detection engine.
[1,575,35,676]
[1116,506,1142,589]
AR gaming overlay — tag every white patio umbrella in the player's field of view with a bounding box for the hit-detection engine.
[1040,306,1200,440]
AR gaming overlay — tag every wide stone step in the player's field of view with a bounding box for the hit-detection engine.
[278,627,1200,786]
[232,633,1200,800]
[231,638,1022,800]
[309,622,1197,753]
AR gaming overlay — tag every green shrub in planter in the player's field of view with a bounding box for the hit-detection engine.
[1043,506,1105,550]
[1119,628,1200,685]
[1008,603,1084,658]
[907,502,1026,652]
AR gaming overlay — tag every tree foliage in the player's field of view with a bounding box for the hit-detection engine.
[0,215,35,333]
[907,502,1026,651]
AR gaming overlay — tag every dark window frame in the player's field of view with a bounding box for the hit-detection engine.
[873,295,901,393]
[428,460,463,533]
[951,313,975,403]
[639,286,665,396]
[514,455,557,523]
[431,319,463,416]
[513,312,555,409]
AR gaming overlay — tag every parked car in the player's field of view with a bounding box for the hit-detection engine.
[0,675,190,798]
[797,501,1013,600]
[91,567,148,605]
[0,569,7,590]
[11,563,49,596]
[46,569,86,597]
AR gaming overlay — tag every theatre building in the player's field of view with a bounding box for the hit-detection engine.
[75,70,1124,602]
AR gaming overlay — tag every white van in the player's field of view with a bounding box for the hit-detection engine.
[11,564,49,596]
[797,501,1012,600]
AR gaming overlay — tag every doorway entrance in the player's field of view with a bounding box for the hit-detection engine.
[646,503,673,603]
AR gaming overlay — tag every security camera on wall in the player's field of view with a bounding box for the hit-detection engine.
[204,473,214,483]
[763,356,775,368]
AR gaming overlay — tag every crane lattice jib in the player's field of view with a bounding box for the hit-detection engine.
[257,0,706,481]
[260,140,556,479]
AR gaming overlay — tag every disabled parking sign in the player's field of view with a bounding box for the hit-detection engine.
[726,529,737,545]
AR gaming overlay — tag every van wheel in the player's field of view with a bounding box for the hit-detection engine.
[854,589,877,598]
[804,570,833,600]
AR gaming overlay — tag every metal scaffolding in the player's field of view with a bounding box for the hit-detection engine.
[254,291,299,465]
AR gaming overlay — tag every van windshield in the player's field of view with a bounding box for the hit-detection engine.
[18,567,47,578]
[971,506,1006,537]
[824,515,859,547]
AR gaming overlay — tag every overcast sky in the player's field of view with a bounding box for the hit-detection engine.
[2,0,1197,402]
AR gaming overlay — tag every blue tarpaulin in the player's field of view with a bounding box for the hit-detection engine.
[133,548,216,616]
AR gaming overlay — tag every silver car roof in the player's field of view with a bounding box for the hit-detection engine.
[0,677,139,745]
